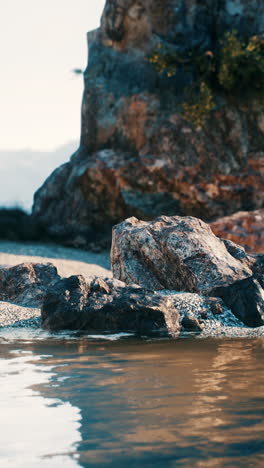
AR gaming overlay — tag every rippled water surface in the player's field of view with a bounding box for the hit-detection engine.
[0,331,263,467]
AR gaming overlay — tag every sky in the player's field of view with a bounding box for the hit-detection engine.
[0,0,105,151]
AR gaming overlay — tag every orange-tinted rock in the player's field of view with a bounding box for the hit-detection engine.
[33,1,264,247]
[211,210,264,254]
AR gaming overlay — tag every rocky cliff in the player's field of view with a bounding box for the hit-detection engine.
[33,0,264,248]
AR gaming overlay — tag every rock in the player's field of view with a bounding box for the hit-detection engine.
[41,275,180,336]
[181,315,204,332]
[0,263,60,307]
[111,215,252,293]
[251,254,264,288]
[32,0,264,248]
[211,277,264,328]
[205,297,224,316]
[222,242,264,287]
[111,215,264,327]
[211,209,264,254]
[41,274,242,335]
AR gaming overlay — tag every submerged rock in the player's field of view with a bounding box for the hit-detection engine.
[32,0,264,248]
[111,215,264,327]
[0,263,60,307]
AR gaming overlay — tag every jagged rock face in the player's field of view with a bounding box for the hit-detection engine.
[41,274,240,335]
[111,215,264,326]
[33,0,264,247]
[100,0,264,52]
[41,275,181,335]
[0,263,60,307]
[111,215,253,292]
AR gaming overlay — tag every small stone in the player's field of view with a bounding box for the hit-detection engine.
[200,311,208,319]
[181,315,204,332]
[0,263,60,307]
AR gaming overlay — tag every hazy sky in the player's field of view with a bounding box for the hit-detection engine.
[0,1,105,151]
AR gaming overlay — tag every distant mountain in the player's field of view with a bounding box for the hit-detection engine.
[0,141,78,212]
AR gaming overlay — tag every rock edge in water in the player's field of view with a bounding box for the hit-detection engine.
[41,274,246,336]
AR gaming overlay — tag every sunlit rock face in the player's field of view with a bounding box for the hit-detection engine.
[111,215,264,327]
[33,0,264,249]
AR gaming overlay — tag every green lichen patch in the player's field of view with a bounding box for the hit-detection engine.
[148,32,264,127]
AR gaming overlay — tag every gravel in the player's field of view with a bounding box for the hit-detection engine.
[0,302,41,328]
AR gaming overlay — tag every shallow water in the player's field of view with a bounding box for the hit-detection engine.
[0,331,263,467]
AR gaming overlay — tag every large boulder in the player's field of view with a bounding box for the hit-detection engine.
[0,263,60,307]
[111,215,264,326]
[111,216,253,292]
[41,275,180,335]
[32,0,264,248]
[41,274,240,335]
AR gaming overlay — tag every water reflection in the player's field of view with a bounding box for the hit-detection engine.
[0,336,263,467]
[0,348,81,468]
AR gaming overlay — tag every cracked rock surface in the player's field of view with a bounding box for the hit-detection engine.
[32,0,264,249]
[111,215,264,327]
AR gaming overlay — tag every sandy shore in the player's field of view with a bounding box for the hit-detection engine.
[0,240,112,328]
[0,240,112,278]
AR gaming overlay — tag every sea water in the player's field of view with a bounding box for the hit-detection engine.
[0,331,263,467]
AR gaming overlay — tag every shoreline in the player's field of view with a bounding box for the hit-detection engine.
[1,301,263,339]
[0,239,112,278]
[0,240,263,339]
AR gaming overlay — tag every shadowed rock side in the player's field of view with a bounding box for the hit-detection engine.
[41,275,179,335]
[41,275,243,335]
[32,0,264,248]
[211,277,264,327]
[111,215,264,326]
